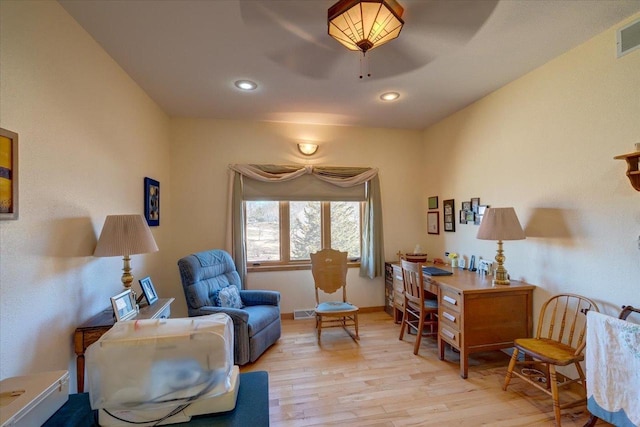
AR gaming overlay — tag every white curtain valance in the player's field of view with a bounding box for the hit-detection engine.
[226,164,385,281]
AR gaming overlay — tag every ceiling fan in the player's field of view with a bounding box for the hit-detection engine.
[238,0,498,80]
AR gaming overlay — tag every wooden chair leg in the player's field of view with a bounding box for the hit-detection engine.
[354,313,359,339]
[549,365,562,427]
[583,414,598,427]
[413,310,426,355]
[503,348,519,391]
[399,309,408,340]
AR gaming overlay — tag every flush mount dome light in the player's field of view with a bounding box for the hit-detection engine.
[380,91,400,101]
[328,0,405,54]
[234,80,257,91]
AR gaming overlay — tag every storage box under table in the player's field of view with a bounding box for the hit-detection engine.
[0,370,69,427]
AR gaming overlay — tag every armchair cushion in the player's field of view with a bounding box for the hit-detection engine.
[178,249,281,365]
[216,286,244,309]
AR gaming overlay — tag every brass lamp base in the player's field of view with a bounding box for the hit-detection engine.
[492,240,511,285]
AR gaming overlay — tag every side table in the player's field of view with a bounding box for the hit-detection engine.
[73,297,174,392]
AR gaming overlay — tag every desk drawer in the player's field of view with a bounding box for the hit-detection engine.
[439,308,460,329]
[440,287,462,313]
[440,325,460,347]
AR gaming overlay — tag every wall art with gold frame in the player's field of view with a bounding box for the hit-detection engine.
[0,128,18,220]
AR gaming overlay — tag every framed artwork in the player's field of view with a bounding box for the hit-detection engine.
[459,210,467,224]
[427,211,439,235]
[475,204,489,225]
[471,197,480,214]
[144,177,160,226]
[462,201,471,211]
[443,199,455,232]
[0,128,18,220]
[428,196,438,210]
[466,211,475,223]
[111,289,137,321]
[139,276,159,305]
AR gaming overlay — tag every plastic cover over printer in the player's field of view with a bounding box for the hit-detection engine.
[86,313,239,426]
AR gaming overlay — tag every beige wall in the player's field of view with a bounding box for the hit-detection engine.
[168,119,424,316]
[0,1,171,390]
[421,12,640,317]
[1,0,638,395]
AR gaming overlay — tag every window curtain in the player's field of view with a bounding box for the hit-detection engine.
[225,164,385,285]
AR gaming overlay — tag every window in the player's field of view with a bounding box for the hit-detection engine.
[246,200,362,268]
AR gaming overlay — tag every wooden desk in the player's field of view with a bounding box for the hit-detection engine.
[430,268,534,379]
[390,263,535,379]
[73,298,174,392]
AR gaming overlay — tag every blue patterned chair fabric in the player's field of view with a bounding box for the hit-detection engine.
[178,249,281,365]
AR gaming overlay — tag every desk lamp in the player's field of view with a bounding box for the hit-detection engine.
[94,214,158,290]
[476,207,525,285]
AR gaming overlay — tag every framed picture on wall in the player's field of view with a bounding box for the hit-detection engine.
[459,210,467,224]
[0,128,19,220]
[144,177,160,226]
[427,211,439,234]
[471,197,480,214]
[428,196,438,210]
[443,199,455,232]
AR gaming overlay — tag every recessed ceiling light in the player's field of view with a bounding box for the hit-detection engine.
[234,80,257,91]
[380,92,400,101]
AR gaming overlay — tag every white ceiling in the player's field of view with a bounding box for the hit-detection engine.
[59,0,640,130]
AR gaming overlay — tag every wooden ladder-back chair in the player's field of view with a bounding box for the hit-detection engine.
[310,249,359,342]
[503,293,600,426]
[398,259,438,355]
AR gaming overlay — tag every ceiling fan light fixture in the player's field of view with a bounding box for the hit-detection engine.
[234,80,258,91]
[380,91,400,101]
[328,0,405,54]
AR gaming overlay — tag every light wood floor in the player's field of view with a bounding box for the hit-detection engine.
[241,311,611,427]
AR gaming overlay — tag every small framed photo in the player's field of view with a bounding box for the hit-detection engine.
[0,128,19,220]
[144,177,160,227]
[427,211,439,235]
[462,201,471,212]
[443,199,455,232]
[466,211,475,222]
[139,276,159,305]
[428,196,438,210]
[471,197,480,214]
[475,205,489,225]
[459,210,467,224]
[111,289,137,321]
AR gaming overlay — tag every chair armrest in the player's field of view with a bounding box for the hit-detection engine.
[240,290,281,306]
[193,306,249,324]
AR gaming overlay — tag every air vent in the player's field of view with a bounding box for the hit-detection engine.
[293,309,315,320]
[617,18,640,57]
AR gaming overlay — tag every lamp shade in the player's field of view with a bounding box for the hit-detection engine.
[476,208,525,241]
[328,0,404,54]
[94,214,158,257]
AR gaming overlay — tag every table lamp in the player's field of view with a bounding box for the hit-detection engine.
[476,207,525,285]
[94,214,159,289]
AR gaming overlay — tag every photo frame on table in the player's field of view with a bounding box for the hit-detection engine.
[443,199,455,232]
[111,289,137,321]
[139,276,159,305]
[0,128,19,220]
[428,196,438,210]
[144,177,160,226]
[427,211,439,235]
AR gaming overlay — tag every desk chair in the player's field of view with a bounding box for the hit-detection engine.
[398,259,438,355]
[310,249,359,342]
[503,293,599,427]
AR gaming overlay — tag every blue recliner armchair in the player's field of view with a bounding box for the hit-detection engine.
[177,249,281,365]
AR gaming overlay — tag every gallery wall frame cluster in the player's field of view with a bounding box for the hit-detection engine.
[428,195,489,234]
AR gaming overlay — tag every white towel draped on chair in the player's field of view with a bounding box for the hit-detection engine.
[586,311,640,427]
